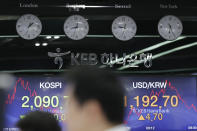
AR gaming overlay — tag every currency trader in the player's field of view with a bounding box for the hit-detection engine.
[64,66,129,131]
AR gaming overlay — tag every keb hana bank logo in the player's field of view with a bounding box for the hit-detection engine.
[48,48,152,69]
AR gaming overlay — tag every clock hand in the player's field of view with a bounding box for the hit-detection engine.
[71,23,79,29]
[25,23,34,35]
[168,24,176,38]
[119,24,127,29]
[172,31,176,38]
[71,26,77,29]
[76,22,79,28]
[168,24,171,34]
[28,22,34,28]
[123,24,126,29]
[118,26,124,28]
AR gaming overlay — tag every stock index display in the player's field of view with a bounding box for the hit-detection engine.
[3,75,197,131]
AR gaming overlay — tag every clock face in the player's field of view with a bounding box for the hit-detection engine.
[112,16,137,41]
[16,14,42,40]
[158,15,183,41]
[64,15,89,40]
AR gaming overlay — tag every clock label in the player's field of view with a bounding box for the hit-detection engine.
[160,4,178,9]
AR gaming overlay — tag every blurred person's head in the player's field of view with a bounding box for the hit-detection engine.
[64,66,125,131]
[16,111,61,131]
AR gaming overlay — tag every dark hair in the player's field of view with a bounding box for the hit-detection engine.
[66,66,125,124]
[16,111,61,131]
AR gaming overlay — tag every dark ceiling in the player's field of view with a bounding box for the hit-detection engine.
[0,0,197,74]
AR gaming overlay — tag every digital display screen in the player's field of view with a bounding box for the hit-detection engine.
[123,76,197,131]
[3,75,197,131]
[4,76,67,131]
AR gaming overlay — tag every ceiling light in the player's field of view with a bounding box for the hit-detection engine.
[35,43,40,46]
[54,36,60,39]
[46,36,52,39]
[42,43,48,46]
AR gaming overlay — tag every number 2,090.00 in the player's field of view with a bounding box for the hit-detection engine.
[21,96,60,108]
